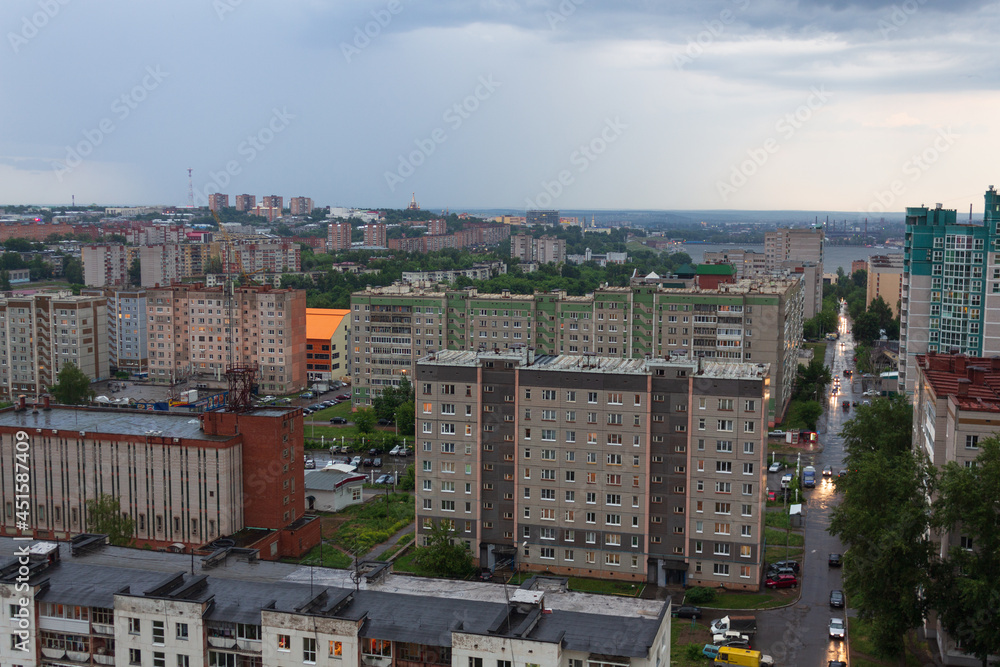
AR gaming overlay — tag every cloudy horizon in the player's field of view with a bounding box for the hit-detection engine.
[1,0,998,214]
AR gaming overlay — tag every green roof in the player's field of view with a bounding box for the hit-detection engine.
[695,264,736,275]
[674,263,697,276]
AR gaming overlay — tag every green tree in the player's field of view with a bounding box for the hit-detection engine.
[794,358,832,401]
[796,401,823,431]
[49,362,95,405]
[0,270,9,291]
[829,396,932,662]
[354,407,376,434]
[128,257,141,286]
[929,437,1000,667]
[852,310,881,345]
[413,520,476,578]
[85,494,135,546]
[63,257,84,284]
[205,254,223,274]
[394,401,415,436]
[398,464,415,491]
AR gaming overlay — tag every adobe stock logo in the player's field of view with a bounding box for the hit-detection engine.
[8,0,72,54]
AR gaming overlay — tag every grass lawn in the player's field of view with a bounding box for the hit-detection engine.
[333,493,414,555]
[310,401,353,422]
[805,341,828,360]
[701,592,789,610]
[765,527,804,547]
[567,577,644,597]
[847,617,928,667]
[669,622,712,667]
[294,542,353,569]
[765,546,803,562]
[765,510,791,529]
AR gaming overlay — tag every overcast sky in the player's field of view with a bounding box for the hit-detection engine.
[1,0,998,213]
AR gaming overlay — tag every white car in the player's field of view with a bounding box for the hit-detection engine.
[768,430,785,438]
[389,445,402,456]
[768,461,784,473]
[829,617,846,640]
[780,473,793,488]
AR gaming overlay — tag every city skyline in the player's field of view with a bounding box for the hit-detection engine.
[1,1,997,212]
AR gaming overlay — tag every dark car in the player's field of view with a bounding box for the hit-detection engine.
[830,589,845,608]
[369,448,379,456]
[768,559,800,573]
[764,574,798,589]
[829,662,847,667]
[478,569,494,581]
[377,418,394,426]
[829,553,843,567]
[720,640,751,650]
[362,458,372,467]
[336,393,351,400]
[329,417,348,424]
[672,605,702,619]
[372,457,383,468]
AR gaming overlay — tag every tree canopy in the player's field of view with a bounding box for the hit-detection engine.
[412,520,476,578]
[49,362,95,405]
[86,494,135,547]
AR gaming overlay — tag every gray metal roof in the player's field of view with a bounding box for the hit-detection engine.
[0,407,229,441]
[304,469,365,491]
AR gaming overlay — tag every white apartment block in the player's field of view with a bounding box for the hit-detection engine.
[81,245,136,288]
[0,292,109,397]
[0,538,671,667]
[82,288,148,373]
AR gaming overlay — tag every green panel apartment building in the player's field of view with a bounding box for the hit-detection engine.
[899,187,1000,394]
[350,276,803,424]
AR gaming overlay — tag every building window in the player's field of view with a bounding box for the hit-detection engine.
[278,634,291,651]
[304,637,317,663]
[966,435,979,449]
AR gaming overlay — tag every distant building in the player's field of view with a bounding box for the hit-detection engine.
[328,221,352,251]
[289,196,314,216]
[703,249,767,278]
[234,193,256,211]
[363,223,387,248]
[765,227,824,269]
[427,218,448,236]
[208,193,229,212]
[82,244,136,287]
[526,210,559,226]
[867,254,904,317]
[400,261,508,285]
[306,308,350,382]
[262,195,283,210]
[407,192,420,210]
[251,204,281,222]
[511,234,566,264]
[851,259,868,275]
[694,263,737,289]
[565,248,628,266]
[7,268,30,284]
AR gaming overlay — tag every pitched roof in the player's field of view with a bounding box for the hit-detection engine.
[306,308,350,340]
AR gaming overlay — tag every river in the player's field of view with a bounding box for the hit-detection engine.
[676,243,898,274]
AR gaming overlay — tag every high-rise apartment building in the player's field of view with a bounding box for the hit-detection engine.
[306,308,350,382]
[351,278,802,423]
[262,195,283,210]
[703,249,768,278]
[416,348,769,587]
[82,287,148,373]
[899,188,1000,394]
[328,220,353,251]
[208,193,229,211]
[81,244,137,287]
[234,193,256,211]
[145,283,306,393]
[511,234,566,264]
[765,228,823,319]
[527,210,559,226]
[363,223,387,248]
[289,196,314,216]
[866,254,904,317]
[213,240,301,274]
[124,224,184,246]
[427,218,448,236]
[139,244,208,288]
[0,292,109,397]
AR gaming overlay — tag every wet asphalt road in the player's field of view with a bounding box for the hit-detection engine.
[755,309,855,666]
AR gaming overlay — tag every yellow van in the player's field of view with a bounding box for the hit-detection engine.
[713,646,774,667]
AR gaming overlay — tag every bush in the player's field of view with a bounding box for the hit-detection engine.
[685,644,704,661]
[685,586,716,604]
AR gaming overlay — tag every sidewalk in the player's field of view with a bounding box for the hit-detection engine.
[366,523,414,560]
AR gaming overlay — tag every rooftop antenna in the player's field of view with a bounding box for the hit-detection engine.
[970,204,973,222]
[187,168,194,207]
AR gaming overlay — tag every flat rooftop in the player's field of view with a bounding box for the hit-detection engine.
[420,349,770,381]
[0,537,664,620]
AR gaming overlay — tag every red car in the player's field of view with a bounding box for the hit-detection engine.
[765,573,798,589]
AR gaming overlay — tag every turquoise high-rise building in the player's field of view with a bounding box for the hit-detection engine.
[900,186,1000,394]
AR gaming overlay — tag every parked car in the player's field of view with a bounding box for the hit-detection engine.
[321,401,335,408]
[329,417,348,424]
[299,391,315,399]
[768,430,785,438]
[828,553,843,567]
[829,590,844,608]
[372,457,383,468]
[780,473,793,488]
[302,408,313,415]
[377,418,394,426]
[304,458,315,469]
[829,662,847,667]
[764,574,798,589]
[362,458,372,467]
[375,474,391,485]
[350,456,362,467]
[336,393,351,400]
[382,474,395,485]
[389,445,402,456]
[672,605,702,619]
[829,618,846,639]
[768,560,799,573]
[768,461,784,473]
